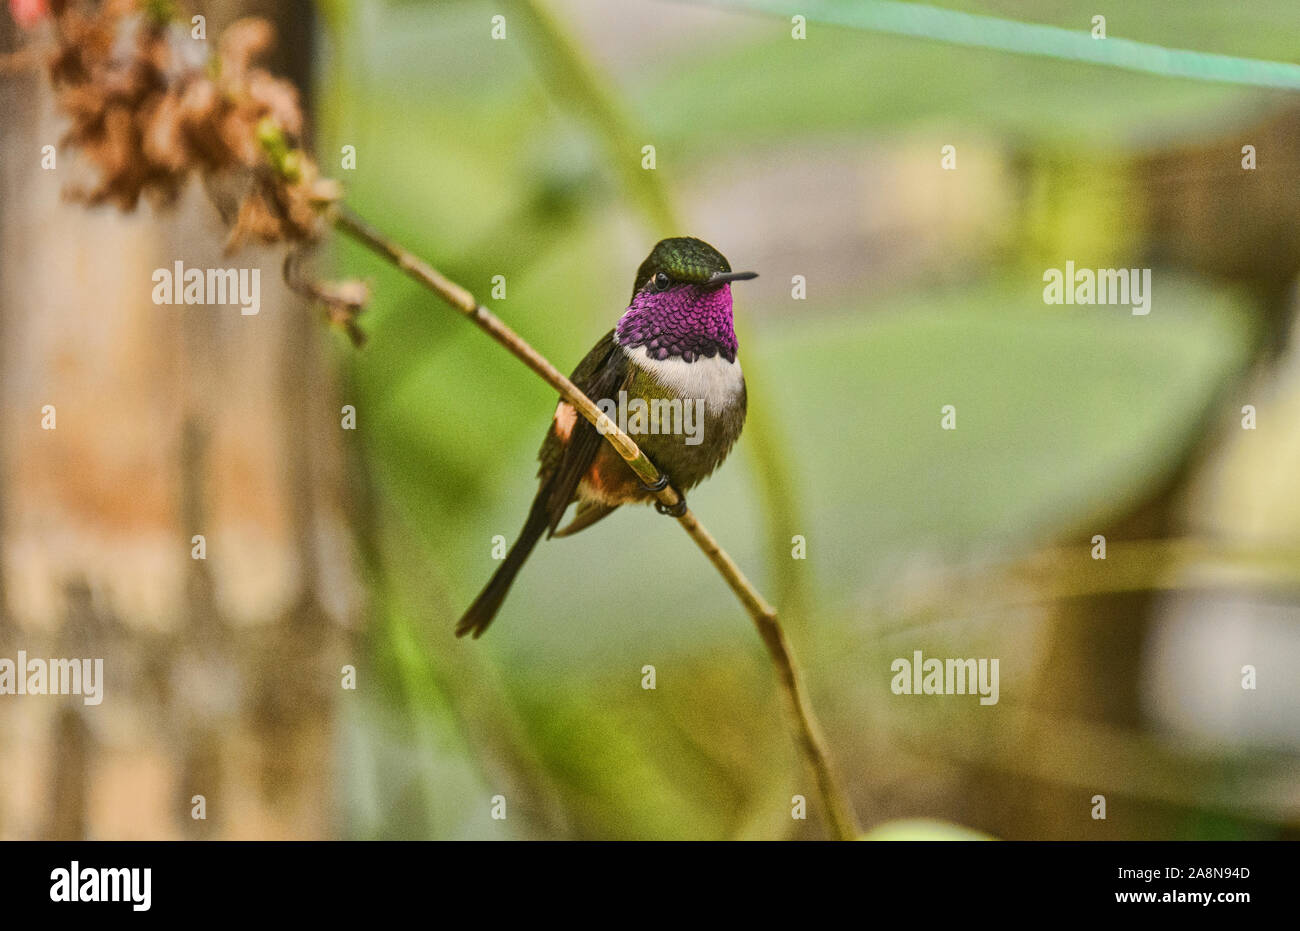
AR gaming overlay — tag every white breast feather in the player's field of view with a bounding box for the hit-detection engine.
[624,345,744,409]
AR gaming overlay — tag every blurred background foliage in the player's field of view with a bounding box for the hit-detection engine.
[313,0,1295,838]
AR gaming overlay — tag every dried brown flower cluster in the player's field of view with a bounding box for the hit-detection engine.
[48,0,340,250]
[35,0,369,341]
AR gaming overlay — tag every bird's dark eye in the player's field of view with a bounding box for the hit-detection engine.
[653,272,671,291]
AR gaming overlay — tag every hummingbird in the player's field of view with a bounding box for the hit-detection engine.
[456,237,757,638]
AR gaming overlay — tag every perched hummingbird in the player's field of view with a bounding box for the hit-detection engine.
[456,237,757,638]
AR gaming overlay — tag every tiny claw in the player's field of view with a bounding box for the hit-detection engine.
[654,497,687,518]
[639,473,669,493]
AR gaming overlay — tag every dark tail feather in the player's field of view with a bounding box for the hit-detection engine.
[455,496,551,639]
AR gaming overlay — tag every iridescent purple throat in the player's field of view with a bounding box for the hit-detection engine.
[615,285,738,364]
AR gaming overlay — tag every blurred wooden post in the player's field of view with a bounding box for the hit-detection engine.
[0,0,358,840]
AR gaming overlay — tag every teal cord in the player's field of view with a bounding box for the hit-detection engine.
[693,0,1300,91]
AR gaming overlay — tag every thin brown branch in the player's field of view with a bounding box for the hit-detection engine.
[332,207,861,841]
[282,249,369,347]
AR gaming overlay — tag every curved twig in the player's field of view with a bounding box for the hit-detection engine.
[332,207,861,841]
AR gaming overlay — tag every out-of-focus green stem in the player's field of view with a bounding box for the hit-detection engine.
[506,0,680,233]
[508,0,811,618]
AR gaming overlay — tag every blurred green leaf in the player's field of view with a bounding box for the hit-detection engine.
[861,818,995,840]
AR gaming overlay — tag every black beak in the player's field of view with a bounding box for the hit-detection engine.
[707,270,758,287]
